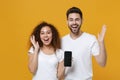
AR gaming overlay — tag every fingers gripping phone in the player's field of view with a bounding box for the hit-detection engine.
[64,51,72,67]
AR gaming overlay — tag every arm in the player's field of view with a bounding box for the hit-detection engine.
[95,25,107,67]
[57,61,65,80]
[28,35,40,74]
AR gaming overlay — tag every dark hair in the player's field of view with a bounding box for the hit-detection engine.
[66,7,83,19]
[29,21,60,51]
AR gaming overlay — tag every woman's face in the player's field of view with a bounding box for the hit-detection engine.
[40,26,52,46]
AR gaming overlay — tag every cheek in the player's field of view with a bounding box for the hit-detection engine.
[78,21,82,25]
[68,21,72,25]
[49,34,52,39]
[67,21,71,25]
[40,35,43,40]
[68,22,72,27]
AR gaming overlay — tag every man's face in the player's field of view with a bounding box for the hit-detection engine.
[67,13,82,34]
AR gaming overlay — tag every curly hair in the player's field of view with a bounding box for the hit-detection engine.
[29,21,61,51]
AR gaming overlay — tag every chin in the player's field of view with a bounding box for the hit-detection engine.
[44,43,51,46]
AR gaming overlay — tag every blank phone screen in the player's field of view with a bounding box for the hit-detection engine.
[64,51,72,67]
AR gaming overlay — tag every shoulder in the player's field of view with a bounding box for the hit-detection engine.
[61,34,70,43]
[62,34,70,40]
[83,32,97,40]
[56,49,64,61]
[28,46,34,54]
[83,32,95,37]
[56,49,64,57]
[56,49,64,54]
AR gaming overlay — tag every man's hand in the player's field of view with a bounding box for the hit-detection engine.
[98,25,107,42]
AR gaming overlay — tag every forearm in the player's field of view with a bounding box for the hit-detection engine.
[98,41,107,67]
[96,25,107,67]
[58,72,64,80]
[29,51,39,74]
[58,70,64,80]
[57,62,65,80]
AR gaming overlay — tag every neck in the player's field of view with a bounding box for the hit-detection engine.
[42,45,53,49]
[41,45,55,54]
[70,30,83,40]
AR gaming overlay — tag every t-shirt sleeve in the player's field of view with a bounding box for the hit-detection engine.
[91,36,100,56]
[56,49,64,62]
[28,46,34,54]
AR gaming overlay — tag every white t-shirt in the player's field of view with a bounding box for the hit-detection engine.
[28,47,64,80]
[61,32,100,80]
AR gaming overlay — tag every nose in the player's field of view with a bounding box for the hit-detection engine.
[44,33,48,37]
[73,20,76,24]
[44,33,47,36]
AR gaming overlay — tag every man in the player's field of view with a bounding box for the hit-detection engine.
[61,7,107,80]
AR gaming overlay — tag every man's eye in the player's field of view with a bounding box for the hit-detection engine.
[69,19,73,21]
[76,19,80,21]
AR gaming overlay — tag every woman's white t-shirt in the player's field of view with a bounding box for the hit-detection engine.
[28,47,64,80]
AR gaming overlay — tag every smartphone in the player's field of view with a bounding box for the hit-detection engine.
[64,51,72,67]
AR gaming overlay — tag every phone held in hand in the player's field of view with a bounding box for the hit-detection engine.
[64,51,72,67]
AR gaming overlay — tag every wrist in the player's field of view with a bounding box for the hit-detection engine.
[98,40,104,43]
[34,49,39,54]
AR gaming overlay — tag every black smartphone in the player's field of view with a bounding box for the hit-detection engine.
[64,51,72,67]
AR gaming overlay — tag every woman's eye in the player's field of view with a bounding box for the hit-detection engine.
[40,32,44,35]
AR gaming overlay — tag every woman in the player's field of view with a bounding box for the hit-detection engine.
[28,22,64,80]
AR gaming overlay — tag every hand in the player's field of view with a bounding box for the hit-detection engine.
[30,35,40,52]
[98,25,107,42]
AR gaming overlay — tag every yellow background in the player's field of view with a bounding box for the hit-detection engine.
[0,0,120,80]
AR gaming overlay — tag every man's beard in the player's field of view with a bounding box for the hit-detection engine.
[69,24,81,34]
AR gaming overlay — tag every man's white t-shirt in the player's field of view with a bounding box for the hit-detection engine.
[28,47,64,80]
[61,32,100,80]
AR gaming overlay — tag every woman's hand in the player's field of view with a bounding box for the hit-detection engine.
[30,35,40,52]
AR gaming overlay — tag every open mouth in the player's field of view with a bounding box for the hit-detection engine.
[43,38,49,42]
[71,24,78,28]
[71,25,78,30]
